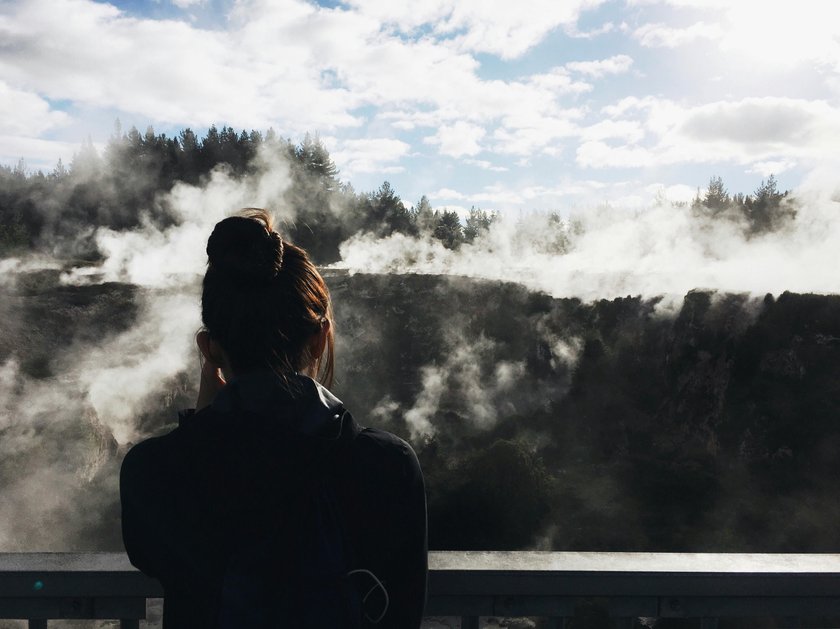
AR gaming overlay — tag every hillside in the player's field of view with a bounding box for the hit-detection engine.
[2,270,840,552]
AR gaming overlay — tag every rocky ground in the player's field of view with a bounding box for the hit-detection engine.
[3,269,840,553]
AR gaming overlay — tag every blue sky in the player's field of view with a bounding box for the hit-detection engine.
[2,0,840,214]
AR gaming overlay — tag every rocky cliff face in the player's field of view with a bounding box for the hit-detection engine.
[330,276,840,552]
[4,270,840,551]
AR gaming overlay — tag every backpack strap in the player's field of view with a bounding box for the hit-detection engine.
[324,408,362,563]
[327,411,393,624]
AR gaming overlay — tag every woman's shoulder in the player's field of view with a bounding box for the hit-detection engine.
[348,423,423,485]
[120,433,174,483]
[355,425,414,454]
[120,417,197,482]
[121,407,221,467]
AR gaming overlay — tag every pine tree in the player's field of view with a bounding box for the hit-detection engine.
[703,176,730,212]
[463,207,493,243]
[748,174,788,233]
[412,195,436,233]
[70,136,101,179]
[297,133,339,187]
[433,209,464,249]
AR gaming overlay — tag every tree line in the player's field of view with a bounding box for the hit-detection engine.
[0,124,793,260]
[0,124,496,262]
[691,174,794,234]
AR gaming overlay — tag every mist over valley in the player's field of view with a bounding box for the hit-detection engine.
[2,129,840,554]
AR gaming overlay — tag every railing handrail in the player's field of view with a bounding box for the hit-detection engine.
[5,552,840,627]
[8,549,840,570]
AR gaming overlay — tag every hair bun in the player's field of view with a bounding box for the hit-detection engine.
[206,215,283,283]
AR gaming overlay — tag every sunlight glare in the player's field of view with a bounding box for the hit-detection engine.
[720,1,840,70]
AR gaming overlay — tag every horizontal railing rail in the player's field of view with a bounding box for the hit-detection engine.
[4,552,840,627]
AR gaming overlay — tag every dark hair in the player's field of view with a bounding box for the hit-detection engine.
[201,208,335,387]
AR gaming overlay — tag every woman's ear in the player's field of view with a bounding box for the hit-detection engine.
[196,330,225,367]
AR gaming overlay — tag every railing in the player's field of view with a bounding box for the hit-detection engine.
[4,552,840,627]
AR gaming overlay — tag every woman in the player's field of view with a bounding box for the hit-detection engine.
[120,209,427,628]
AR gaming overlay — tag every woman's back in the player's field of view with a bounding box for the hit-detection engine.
[120,210,427,628]
[121,372,427,628]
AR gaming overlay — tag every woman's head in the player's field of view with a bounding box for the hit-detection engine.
[200,209,334,387]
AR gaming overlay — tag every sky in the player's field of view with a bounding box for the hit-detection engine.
[2,0,840,214]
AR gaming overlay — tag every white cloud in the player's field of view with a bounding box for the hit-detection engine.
[633,21,722,47]
[677,98,840,154]
[0,82,69,136]
[0,136,78,172]
[492,113,581,156]
[720,3,840,70]
[565,54,633,78]
[566,21,615,39]
[664,184,696,204]
[576,140,655,169]
[436,204,473,221]
[601,96,660,117]
[470,186,525,206]
[646,182,697,205]
[526,67,592,94]
[748,160,797,178]
[624,0,722,6]
[429,188,467,200]
[343,0,607,59]
[0,0,604,172]
[0,0,362,132]
[579,97,840,170]
[381,67,589,156]
[428,179,628,210]
[378,108,463,131]
[580,119,644,143]
[1,0,833,203]
[463,158,508,172]
[330,138,411,176]
[423,121,486,158]
[445,0,607,59]
[171,0,205,7]
[631,2,840,70]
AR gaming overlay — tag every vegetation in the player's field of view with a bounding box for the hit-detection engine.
[692,174,795,235]
[1,125,795,261]
[0,125,500,261]
[5,269,840,553]
[330,276,840,552]
[0,125,813,555]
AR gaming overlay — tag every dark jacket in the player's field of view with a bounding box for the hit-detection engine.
[120,372,427,628]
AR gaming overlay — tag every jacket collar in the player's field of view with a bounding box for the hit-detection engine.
[210,370,344,441]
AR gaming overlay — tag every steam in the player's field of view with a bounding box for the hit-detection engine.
[0,256,61,286]
[337,176,840,299]
[375,329,578,443]
[4,134,840,558]
[62,149,292,287]
[394,336,527,441]
[0,146,295,550]
[51,147,297,449]
[75,291,197,445]
[0,354,118,549]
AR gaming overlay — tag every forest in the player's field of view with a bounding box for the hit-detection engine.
[0,125,497,263]
[0,124,794,264]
